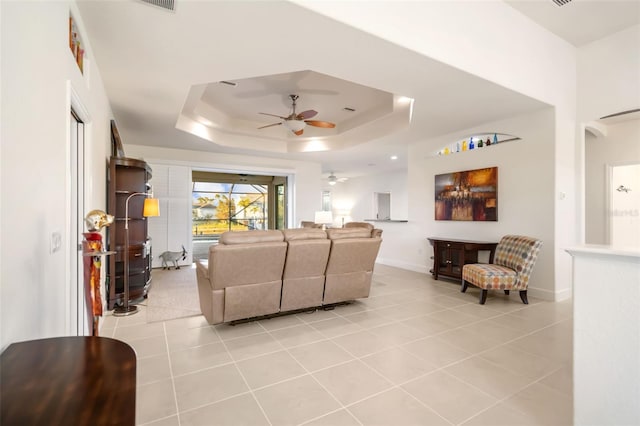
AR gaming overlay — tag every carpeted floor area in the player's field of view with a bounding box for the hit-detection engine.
[140,264,201,323]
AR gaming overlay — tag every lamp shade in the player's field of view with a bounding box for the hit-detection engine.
[143,198,160,217]
[314,210,333,225]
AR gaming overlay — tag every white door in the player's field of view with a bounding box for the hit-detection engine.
[610,163,640,248]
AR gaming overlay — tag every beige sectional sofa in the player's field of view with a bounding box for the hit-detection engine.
[195,227,382,325]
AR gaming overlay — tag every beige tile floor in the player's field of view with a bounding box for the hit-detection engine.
[101,264,573,426]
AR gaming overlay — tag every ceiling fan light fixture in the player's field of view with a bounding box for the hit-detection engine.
[283,119,306,132]
[328,173,338,185]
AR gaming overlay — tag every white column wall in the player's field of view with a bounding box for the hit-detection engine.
[568,247,640,425]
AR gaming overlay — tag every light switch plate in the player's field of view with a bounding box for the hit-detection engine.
[51,231,62,253]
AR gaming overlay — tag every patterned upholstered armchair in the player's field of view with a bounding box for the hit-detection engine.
[461,235,542,305]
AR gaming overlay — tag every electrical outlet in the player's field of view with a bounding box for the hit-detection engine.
[50,232,62,253]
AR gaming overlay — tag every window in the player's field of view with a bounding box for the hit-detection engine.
[192,181,267,235]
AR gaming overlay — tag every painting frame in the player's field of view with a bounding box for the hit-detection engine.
[435,167,498,221]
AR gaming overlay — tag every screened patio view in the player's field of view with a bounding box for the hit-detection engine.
[191,173,287,261]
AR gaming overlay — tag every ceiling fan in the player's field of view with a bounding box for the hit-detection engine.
[258,94,336,136]
[327,172,348,186]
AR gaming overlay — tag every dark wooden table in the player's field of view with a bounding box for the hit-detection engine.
[428,237,498,281]
[1,336,136,426]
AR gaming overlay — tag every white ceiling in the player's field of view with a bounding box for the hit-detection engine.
[77,0,638,179]
[505,0,640,47]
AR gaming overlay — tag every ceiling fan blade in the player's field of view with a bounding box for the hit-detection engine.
[305,120,336,129]
[296,110,318,120]
[293,129,304,136]
[257,122,282,129]
[259,112,288,120]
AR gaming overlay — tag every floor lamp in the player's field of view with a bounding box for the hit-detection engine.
[113,192,160,316]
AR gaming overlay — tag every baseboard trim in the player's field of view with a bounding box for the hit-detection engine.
[376,259,572,302]
[517,286,572,302]
[376,258,429,275]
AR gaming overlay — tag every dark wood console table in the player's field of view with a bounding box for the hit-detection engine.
[428,237,498,281]
[1,336,136,425]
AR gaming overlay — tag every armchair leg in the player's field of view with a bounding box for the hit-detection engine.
[461,280,469,293]
[479,289,488,304]
[519,290,529,304]
[504,290,510,295]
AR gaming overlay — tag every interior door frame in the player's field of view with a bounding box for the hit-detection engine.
[68,83,90,335]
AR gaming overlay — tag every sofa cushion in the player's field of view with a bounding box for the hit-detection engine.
[326,228,372,239]
[219,230,284,245]
[282,228,327,241]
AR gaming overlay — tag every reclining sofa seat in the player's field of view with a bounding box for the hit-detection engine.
[196,230,287,324]
[344,221,383,238]
[323,228,382,304]
[281,228,331,311]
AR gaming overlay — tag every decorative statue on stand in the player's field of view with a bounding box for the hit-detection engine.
[83,209,114,336]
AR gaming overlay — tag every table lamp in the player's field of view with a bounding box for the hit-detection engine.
[314,210,333,230]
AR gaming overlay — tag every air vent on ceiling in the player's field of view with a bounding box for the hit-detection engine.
[551,0,572,6]
[343,107,356,112]
[219,81,238,87]
[139,0,175,11]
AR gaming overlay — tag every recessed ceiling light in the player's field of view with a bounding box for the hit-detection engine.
[390,155,398,160]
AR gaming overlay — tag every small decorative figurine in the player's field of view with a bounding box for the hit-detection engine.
[159,245,188,270]
[85,209,114,231]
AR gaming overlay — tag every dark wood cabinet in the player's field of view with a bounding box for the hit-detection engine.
[428,237,498,281]
[107,156,153,310]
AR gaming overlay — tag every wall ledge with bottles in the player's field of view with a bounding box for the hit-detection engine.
[436,133,521,156]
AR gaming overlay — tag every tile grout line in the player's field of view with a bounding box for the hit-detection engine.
[214,321,274,426]
[260,321,361,426]
[163,319,182,426]
[131,265,572,426]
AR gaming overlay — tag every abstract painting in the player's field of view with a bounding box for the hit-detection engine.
[435,167,498,221]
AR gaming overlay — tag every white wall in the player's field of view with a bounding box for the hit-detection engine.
[125,145,323,233]
[577,25,640,122]
[367,108,559,300]
[329,170,408,224]
[585,119,640,244]
[1,1,113,350]
[147,163,193,268]
[328,170,408,265]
